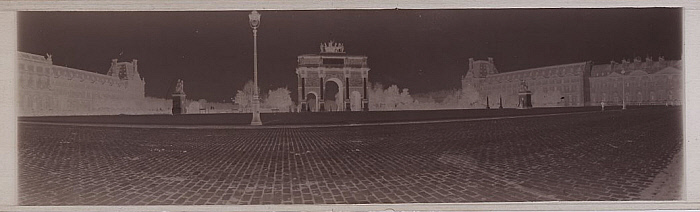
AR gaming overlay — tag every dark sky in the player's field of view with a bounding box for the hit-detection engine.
[18,8,681,102]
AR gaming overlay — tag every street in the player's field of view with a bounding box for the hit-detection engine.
[18,107,682,205]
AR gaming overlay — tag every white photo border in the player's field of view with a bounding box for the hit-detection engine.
[1,1,698,211]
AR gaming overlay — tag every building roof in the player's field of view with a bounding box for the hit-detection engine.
[590,59,681,77]
[496,61,590,75]
[18,51,53,64]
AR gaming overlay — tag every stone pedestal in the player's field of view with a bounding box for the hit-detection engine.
[172,93,187,114]
[345,100,351,111]
[518,91,532,109]
[319,100,325,112]
[362,99,369,111]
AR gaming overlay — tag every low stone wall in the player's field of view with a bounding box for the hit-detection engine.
[18,105,673,126]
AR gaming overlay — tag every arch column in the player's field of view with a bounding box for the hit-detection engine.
[300,77,307,112]
[319,71,325,112]
[362,71,369,111]
[344,70,351,111]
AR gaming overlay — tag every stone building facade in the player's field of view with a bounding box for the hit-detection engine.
[463,56,682,108]
[589,57,682,106]
[463,58,593,107]
[18,52,147,116]
[296,41,370,112]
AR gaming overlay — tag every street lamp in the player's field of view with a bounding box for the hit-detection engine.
[621,69,626,110]
[249,10,263,125]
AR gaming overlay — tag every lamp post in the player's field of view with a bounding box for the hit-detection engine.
[621,69,626,110]
[249,10,263,125]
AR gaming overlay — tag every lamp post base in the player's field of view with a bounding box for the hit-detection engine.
[251,96,262,125]
[251,114,262,125]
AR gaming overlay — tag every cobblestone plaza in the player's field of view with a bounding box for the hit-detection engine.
[18,107,682,205]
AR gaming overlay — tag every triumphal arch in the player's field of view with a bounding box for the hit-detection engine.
[296,41,370,112]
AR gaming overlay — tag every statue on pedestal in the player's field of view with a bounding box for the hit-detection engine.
[518,80,533,109]
[172,79,187,114]
[174,79,185,94]
[519,80,529,92]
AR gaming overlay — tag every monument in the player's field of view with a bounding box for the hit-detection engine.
[172,79,187,114]
[518,80,533,109]
[296,41,371,112]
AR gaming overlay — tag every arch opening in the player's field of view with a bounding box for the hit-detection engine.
[324,80,341,112]
[306,93,317,112]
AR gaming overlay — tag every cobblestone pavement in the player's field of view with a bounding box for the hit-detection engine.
[18,107,682,205]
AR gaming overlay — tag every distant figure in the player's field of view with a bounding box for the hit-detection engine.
[174,79,185,94]
[601,101,605,111]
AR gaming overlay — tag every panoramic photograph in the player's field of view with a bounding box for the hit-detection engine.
[16,8,682,205]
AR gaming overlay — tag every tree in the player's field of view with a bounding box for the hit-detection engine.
[441,89,461,109]
[384,85,401,109]
[265,88,293,111]
[368,82,385,110]
[396,88,413,109]
[234,80,257,111]
[197,99,207,106]
[399,88,412,104]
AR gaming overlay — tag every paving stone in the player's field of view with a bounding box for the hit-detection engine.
[18,107,682,205]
